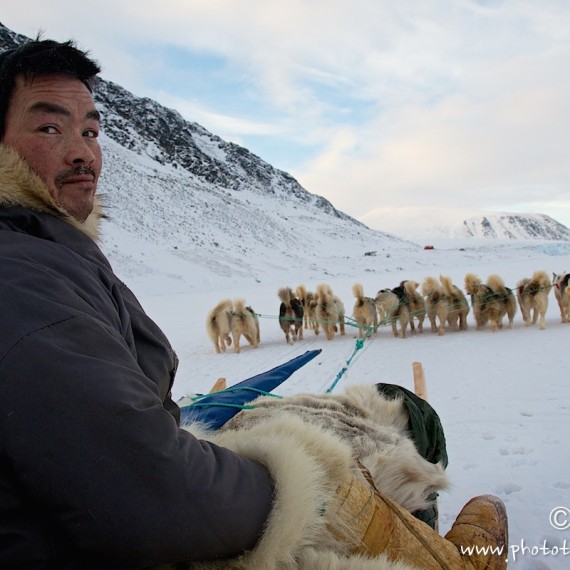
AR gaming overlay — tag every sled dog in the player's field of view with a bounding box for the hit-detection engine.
[315,284,345,340]
[306,293,320,336]
[487,274,516,329]
[375,288,410,338]
[464,273,503,331]
[401,280,425,334]
[440,275,469,331]
[278,287,304,344]
[245,305,261,345]
[516,270,551,330]
[421,276,449,336]
[231,299,260,353]
[206,299,233,353]
[552,272,570,323]
[352,283,378,338]
[296,284,319,334]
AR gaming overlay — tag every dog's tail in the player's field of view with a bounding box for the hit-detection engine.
[316,283,330,302]
[464,272,482,295]
[402,280,420,297]
[234,298,249,316]
[352,283,366,305]
[207,298,233,322]
[296,284,308,305]
[334,295,346,316]
[487,274,506,293]
[529,270,551,294]
[421,276,442,297]
[439,275,455,298]
[278,286,294,307]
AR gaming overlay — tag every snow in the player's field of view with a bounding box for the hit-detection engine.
[105,231,570,570]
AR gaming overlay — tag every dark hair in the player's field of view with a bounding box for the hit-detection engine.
[0,38,101,139]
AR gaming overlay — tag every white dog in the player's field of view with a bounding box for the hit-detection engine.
[516,271,551,330]
[205,299,233,353]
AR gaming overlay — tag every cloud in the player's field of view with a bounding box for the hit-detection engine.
[4,1,570,229]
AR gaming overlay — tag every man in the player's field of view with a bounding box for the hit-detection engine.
[0,38,507,570]
[0,38,276,568]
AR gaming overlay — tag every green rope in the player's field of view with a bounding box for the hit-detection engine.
[188,402,256,410]
[254,280,554,333]
[325,337,366,393]
[190,386,284,402]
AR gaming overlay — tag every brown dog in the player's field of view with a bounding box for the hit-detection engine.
[352,283,378,338]
[278,287,304,344]
[421,277,449,336]
[464,273,503,331]
[440,275,469,331]
[316,284,345,340]
[487,274,516,329]
[402,280,425,334]
[296,284,319,334]
[516,270,551,330]
[245,305,261,345]
[231,299,260,353]
[375,288,410,338]
[205,299,233,353]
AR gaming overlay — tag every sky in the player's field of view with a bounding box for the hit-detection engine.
[4,1,570,235]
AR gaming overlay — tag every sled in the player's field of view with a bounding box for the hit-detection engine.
[179,349,322,429]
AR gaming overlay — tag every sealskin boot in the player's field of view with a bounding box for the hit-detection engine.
[331,463,508,570]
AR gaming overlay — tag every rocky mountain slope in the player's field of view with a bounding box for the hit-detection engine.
[2,22,569,293]
[0,23,417,290]
[461,213,570,240]
[410,211,570,242]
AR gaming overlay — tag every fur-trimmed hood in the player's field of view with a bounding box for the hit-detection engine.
[0,144,104,242]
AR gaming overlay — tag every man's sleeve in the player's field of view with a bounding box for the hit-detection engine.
[0,314,274,565]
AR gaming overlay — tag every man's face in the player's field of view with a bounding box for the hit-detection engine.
[2,74,102,222]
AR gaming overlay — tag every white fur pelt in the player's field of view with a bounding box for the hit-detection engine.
[183,385,447,570]
[221,385,448,513]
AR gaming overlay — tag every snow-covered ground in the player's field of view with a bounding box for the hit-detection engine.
[105,232,570,570]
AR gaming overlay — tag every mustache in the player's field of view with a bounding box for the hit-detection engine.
[55,166,96,187]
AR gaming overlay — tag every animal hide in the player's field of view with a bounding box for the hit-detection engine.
[183,385,448,569]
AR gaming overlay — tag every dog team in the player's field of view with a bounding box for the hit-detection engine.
[206,271,570,352]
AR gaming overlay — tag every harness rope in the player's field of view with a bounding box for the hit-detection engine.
[203,279,558,411]
[187,386,283,412]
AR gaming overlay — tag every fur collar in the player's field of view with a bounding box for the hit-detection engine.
[0,144,104,242]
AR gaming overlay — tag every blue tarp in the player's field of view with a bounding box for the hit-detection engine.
[180,349,321,430]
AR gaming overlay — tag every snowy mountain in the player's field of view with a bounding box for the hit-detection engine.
[0,22,420,289]
[2,22,569,293]
[461,212,570,241]
[377,208,570,243]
